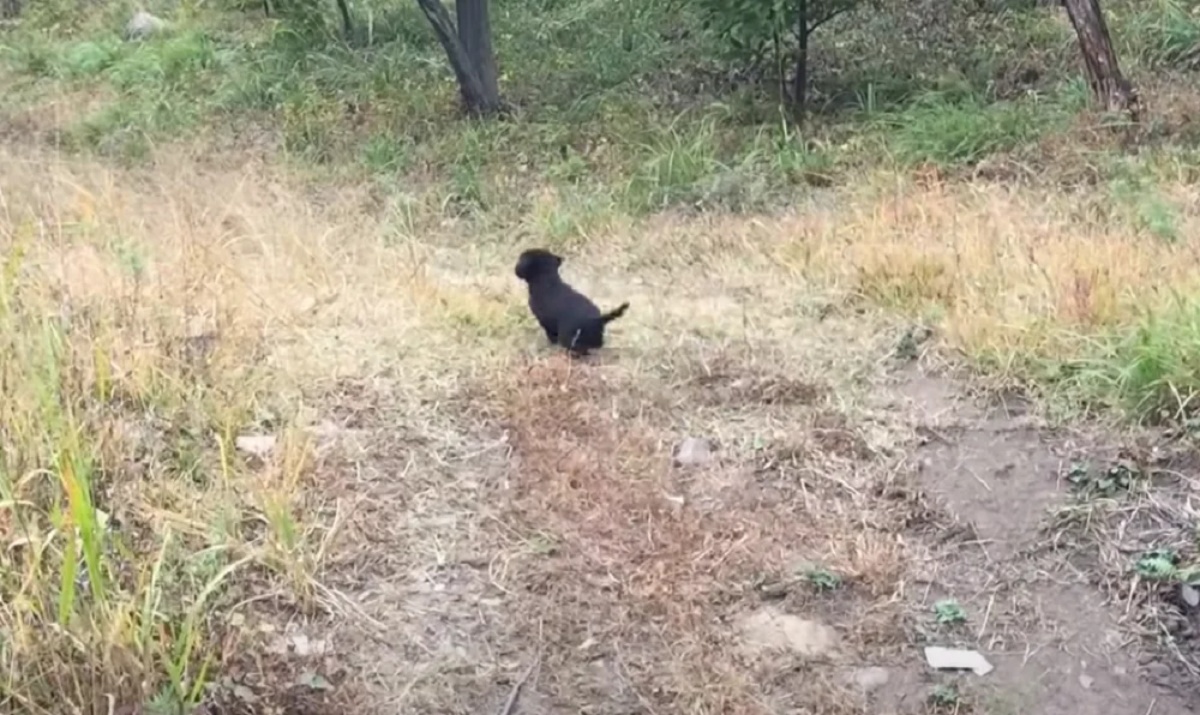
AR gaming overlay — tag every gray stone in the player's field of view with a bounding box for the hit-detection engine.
[1181,583,1199,609]
[851,666,891,693]
[674,436,714,467]
[124,10,167,41]
[235,434,277,458]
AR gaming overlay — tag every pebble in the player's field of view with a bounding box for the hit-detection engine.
[852,666,891,693]
[1181,583,1199,608]
[124,10,167,40]
[674,436,714,467]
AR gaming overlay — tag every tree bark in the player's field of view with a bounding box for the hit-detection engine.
[1062,0,1138,118]
[336,0,354,37]
[456,0,500,110]
[792,0,809,118]
[414,0,503,116]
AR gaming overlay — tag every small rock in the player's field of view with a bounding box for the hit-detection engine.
[674,436,714,467]
[123,10,167,41]
[290,633,310,656]
[288,632,328,657]
[1143,662,1172,681]
[851,666,891,693]
[1181,583,1199,608]
[924,646,994,676]
[1079,674,1094,690]
[294,671,332,690]
[235,434,276,458]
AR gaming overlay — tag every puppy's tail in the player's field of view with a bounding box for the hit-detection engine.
[599,302,630,325]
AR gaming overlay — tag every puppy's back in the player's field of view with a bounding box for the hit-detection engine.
[515,247,624,354]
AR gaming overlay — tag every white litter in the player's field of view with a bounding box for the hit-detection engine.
[924,646,994,676]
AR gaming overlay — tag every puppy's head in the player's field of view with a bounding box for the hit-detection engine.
[515,248,564,282]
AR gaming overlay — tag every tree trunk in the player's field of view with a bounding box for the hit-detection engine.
[456,0,500,110]
[792,0,809,118]
[414,0,503,116]
[336,0,354,37]
[1062,0,1137,118]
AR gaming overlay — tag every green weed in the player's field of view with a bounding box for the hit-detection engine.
[933,599,967,625]
[804,567,843,591]
[1066,299,1200,422]
[1066,460,1141,498]
[1121,0,1200,69]
[881,91,1065,167]
[1134,548,1200,585]
[930,683,964,709]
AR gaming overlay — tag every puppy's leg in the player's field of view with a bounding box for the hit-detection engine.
[559,324,591,357]
[540,321,558,345]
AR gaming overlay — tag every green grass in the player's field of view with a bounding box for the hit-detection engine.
[1119,0,1200,69]
[1066,298,1200,423]
[0,0,1081,181]
[878,89,1076,168]
[0,187,322,712]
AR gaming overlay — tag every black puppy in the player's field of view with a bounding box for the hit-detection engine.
[514,248,629,355]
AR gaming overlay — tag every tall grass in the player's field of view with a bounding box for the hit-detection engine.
[878,90,1073,167]
[1066,299,1200,422]
[1120,0,1200,69]
[0,163,323,712]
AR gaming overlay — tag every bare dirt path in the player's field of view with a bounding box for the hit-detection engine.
[890,368,1196,715]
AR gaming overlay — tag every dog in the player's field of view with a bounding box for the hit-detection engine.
[514,248,629,356]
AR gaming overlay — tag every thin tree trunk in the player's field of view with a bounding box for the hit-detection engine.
[414,0,494,115]
[1062,0,1137,118]
[414,0,502,116]
[793,0,809,118]
[772,30,785,105]
[336,0,354,37]
[456,0,501,111]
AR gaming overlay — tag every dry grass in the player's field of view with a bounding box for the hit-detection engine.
[480,350,910,713]
[577,177,1200,373]
[0,145,425,712]
[3,134,1200,711]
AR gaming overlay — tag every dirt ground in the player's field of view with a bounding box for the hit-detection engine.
[13,151,1198,715]
[258,260,1200,715]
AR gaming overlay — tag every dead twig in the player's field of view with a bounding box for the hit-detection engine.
[498,622,543,715]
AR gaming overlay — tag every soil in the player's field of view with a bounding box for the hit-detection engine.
[890,367,1195,715]
[280,353,1200,715]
